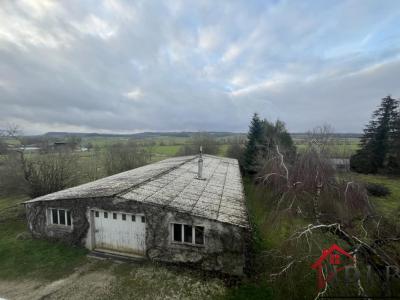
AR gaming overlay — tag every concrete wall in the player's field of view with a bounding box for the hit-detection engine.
[25,197,250,276]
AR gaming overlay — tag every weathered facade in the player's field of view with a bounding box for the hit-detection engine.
[25,155,250,276]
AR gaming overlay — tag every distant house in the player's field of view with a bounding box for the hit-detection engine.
[329,158,350,171]
[24,155,250,275]
[53,141,71,150]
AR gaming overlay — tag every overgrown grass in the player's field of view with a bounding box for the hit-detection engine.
[244,172,400,299]
[0,195,88,281]
[352,173,400,221]
[109,262,226,300]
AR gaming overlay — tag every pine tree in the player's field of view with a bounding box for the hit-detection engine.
[243,113,264,174]
[260,119,296,162]
[350,96,399,174]
[243,114,296,174]
[387,109,400,174]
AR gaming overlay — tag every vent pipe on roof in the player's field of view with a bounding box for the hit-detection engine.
[197,146,204,180]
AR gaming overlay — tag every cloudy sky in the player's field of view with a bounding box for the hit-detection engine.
[1,0,400,134]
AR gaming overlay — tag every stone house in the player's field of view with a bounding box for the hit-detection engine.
[24,155,250,276]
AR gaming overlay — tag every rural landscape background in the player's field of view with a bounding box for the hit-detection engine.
[1,108,399,299]
[1,0,400,299]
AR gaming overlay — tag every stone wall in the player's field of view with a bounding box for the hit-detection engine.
[25,197,250,276]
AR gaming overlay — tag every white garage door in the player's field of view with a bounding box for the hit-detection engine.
[93,210,146,256]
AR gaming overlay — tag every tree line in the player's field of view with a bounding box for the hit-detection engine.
[350,95,400,174]
[237,107,399,298]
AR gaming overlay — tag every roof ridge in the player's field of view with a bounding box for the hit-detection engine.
[24,155,197,203]
[116,156,197,197]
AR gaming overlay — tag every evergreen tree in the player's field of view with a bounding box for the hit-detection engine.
[387,111,400,174]
[350,96,399,174]
[243,113,264,174]
[264,119,296,161]
[243,114,296,174]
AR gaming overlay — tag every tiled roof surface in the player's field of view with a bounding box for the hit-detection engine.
[26,155,248,227]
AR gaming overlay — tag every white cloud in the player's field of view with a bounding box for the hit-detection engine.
[123,88,144,100]
[221,44,241,63]
[18,0,60,18]
[72,14,117,40]
[0,4,73,50]
[198,27,220,51]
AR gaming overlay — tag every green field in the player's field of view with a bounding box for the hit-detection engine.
[354,173,400,220]
[0,194,88,280]
[294,137,360,158]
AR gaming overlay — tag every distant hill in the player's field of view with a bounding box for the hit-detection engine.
[43,131,245,139]
[290,133,362,139]
[40,131,361,140]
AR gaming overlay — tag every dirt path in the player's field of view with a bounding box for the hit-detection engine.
[0,259,226,300]
[0,261,116,300]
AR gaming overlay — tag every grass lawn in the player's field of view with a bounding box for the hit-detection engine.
[218,144,229,157]
[0,195,88,281]
[352,173,400,220]
[151,145,181,156]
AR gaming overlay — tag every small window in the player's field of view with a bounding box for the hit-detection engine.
[104,212,108,218]
[95,211,99,218]
[122,214,126,221]
[49,208,72,227]
[172,223,204,245]
[141,216,145,223]
[195,226,204,245]
[52,209,58,224]
[131,215,136,222]
[59,209,66,225]
[67,211,72,226]
[113,213,117,220]
[173,223,182,242]
[184,225,192,243]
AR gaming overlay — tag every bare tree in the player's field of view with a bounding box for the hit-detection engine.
[306,124,335,157]
[176,132,219,156]
[24,151,78,197]
[0,124,78,197]
[253,131,400,298]
[104,141,151,175]
[226,137,246,161]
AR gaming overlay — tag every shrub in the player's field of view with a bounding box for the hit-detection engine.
[365,183,390,197]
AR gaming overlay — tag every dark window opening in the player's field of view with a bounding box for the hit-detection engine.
[59,209,66,225]
[104,212,108,218]
[50,208,71,227]
[122,214,126,221]
[173,223,182,242]
[52,209,58,224]
[113,213,117,219]
[172,223,205,245]
[67,211,72,226]
[131,215,136,222]
[141,216,145,223]
[195,226,204,245]
[184,225,192,243]
[95,211,99,218]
